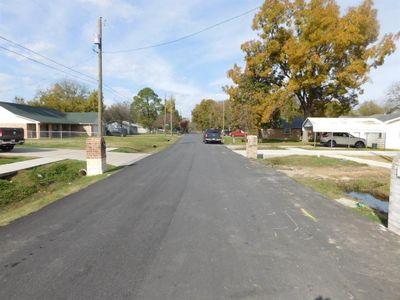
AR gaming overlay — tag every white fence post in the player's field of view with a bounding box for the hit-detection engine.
[388,155,400,235]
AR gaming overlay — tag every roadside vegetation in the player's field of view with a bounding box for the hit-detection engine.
[18,134,180,153]
[0,160,119,226]
[261,155,390,225]
[0,156,37,165]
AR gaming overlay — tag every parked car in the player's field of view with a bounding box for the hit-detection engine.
[320,132,366,148]
[223,130,231,136]
[0,127,24,152]
[106,128,127,137]
[230,130,248,137]
[203,128,222,144]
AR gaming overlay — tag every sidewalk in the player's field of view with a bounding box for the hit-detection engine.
[230,147,397,169]
[0,148,149,176]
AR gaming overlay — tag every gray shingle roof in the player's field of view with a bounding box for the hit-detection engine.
[0,101,97,124]
[369,112,400,123]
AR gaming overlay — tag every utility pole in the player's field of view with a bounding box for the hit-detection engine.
[222,100,225,131]
[170,96,173,136]
[164,95,167,136]
[86,16,106,176]
[97,16,103,137]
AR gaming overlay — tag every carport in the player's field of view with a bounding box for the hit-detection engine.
[302,117,387,148]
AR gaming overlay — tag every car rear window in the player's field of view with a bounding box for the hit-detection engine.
[206,129,221,133]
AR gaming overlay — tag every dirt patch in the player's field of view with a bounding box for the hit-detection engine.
[278,165,389,182]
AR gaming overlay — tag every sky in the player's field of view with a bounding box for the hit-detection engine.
[0,0,399,119]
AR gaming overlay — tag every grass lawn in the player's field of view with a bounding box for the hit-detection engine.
[261,155,390,225]
[0,156,37,165]
[0,160,119,226]
[223,137,310,148]
[18,134,180,153]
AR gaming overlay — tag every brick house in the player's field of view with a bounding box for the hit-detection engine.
[0,101,98,139]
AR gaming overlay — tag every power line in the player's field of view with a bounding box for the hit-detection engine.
[104,6,260,54]
[0,35,98,83]
[0,45,98,86]
[0,45,129,101]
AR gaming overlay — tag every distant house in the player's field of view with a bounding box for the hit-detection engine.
[261,117,304,140]
[106,121,148,135]
[0,101,98,139]
[302,112,400,149]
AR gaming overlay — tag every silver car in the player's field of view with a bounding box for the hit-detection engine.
[320,132,366,148]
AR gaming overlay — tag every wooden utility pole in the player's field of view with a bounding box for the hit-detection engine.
[97,17,103,137]
[164,96,167,136]
[170,97,173,136]
[222,100,225,131]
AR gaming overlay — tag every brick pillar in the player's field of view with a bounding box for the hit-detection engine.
[388,155,400,235]
[246,135,258,159]
[86,137,107,176]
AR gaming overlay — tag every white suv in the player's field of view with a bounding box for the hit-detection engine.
[320,132,366,148]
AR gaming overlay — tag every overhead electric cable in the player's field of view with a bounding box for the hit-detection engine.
[0,35,98,82]
[0,45,97,86]
[0,45,129,101]
[104,6,261,54]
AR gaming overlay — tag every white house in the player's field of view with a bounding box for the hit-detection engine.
[106,121,148,135]
[302,112,400,149]
[0,101,98,138]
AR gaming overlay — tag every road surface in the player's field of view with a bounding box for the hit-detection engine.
[0,134,399,299]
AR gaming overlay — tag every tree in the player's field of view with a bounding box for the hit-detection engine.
[180,119,190,133]
[28,79,98,112]
[386,82,400,112]
[357,100,384,116]
[131,87,162,130]
[226,0,399,124]
[13,96,26,104]
[192,99,221,130]
[86,91,100,112]
[104,102,134,129]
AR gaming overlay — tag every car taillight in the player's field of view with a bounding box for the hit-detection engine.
[0,129,2,137]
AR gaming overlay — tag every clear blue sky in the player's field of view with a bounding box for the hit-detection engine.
[0,0,399,118]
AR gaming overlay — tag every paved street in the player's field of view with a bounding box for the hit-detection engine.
[0,134,399,299]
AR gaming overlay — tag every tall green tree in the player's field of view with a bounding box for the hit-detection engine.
[131,87,162,130]
[227,0,398,124]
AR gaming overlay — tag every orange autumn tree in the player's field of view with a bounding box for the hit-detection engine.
[226,0,399,130]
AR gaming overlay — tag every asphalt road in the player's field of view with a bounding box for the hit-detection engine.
[1,134,399,299]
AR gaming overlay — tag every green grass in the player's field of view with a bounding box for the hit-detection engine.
[0,160,119,226]
[264,155,365,167]
[0,156,37,165]
[18,134,180,153]
[111,147,140,153]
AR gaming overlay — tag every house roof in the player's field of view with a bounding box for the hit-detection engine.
[369,112,400,123]
[0,101,97,124]
[303,117,386,133]
[281,117,304,129]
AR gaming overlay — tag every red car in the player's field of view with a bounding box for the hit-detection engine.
[230,130,248,137]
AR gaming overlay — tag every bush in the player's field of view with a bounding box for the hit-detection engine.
[0,160,85,207]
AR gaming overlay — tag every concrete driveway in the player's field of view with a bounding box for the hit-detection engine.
[0,147,149,176]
